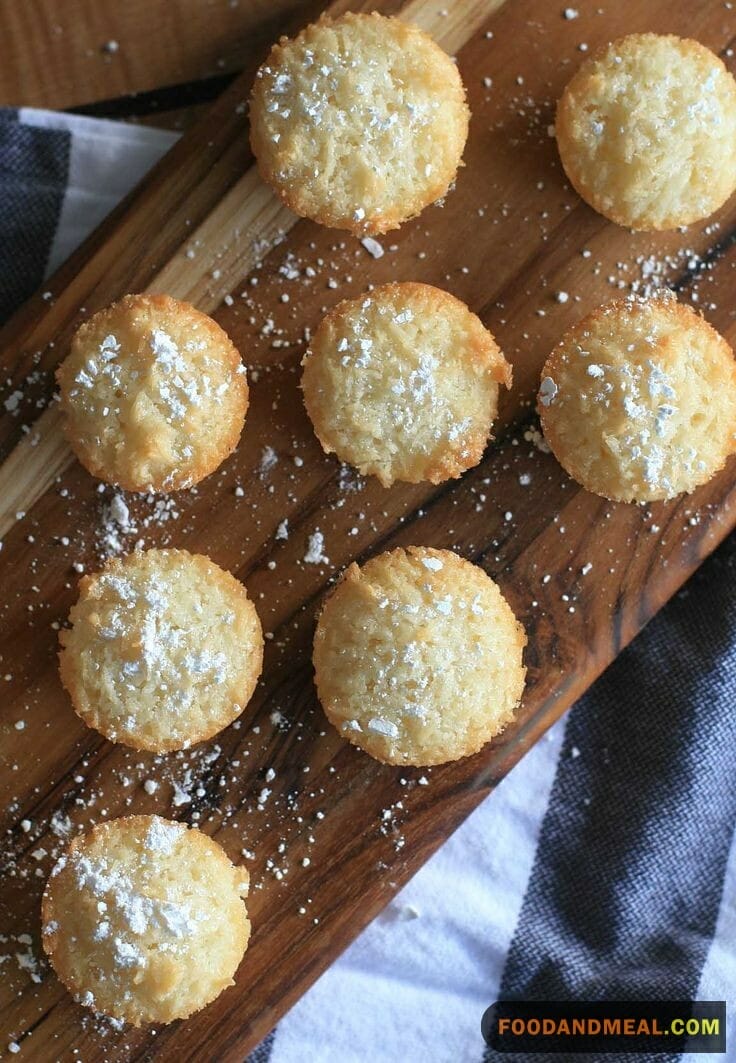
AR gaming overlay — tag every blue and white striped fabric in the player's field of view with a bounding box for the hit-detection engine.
[2,107,734,1063]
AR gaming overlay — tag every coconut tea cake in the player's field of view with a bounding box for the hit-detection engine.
[538,293,736,502]
[556,33,736,230]
[42,815,250,1025]
[301,282,511,486]
[57,294,248,493]
[249,12,469,235]
[313,546,526,766]
[59,548,264,752]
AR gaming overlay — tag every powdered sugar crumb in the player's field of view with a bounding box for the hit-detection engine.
[304,530,328,565]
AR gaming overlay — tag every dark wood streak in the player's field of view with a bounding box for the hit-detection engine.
[670,221,736,294]
[66,73,240,121]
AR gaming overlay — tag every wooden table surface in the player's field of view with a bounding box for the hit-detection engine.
[0,2,309,112]
[1,0,735,1060]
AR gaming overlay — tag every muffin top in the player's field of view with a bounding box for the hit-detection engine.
[250,12,469,235]
[57,294,248,493]
[42,816,250,1026]
[556,33,736,230]
[302,282,510,486]
[313,546,526,766]
[538,293,736,502]
[59,548,263,752]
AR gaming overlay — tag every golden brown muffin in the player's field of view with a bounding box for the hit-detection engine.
[57,294,248,492]
[313,546,526,766]
[42,815,250,1026]
[249,12,469,235]
[59,548,264,752]
[301,282,511,486]
[556,33,736,230]
[538,292,736,502]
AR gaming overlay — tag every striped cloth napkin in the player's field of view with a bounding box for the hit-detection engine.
[1,107,734,1063]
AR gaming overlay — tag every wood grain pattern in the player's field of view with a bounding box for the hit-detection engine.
[0,0,327,110]
[1,1,736,1060]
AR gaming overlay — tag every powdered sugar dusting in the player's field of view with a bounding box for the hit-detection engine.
[144,818,186,854]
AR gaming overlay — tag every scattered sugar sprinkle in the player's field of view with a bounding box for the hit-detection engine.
[304,530,328,565]
[260,446,279,476]
[360,237,384,259]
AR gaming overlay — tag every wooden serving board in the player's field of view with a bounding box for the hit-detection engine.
[2,0,735,1058]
